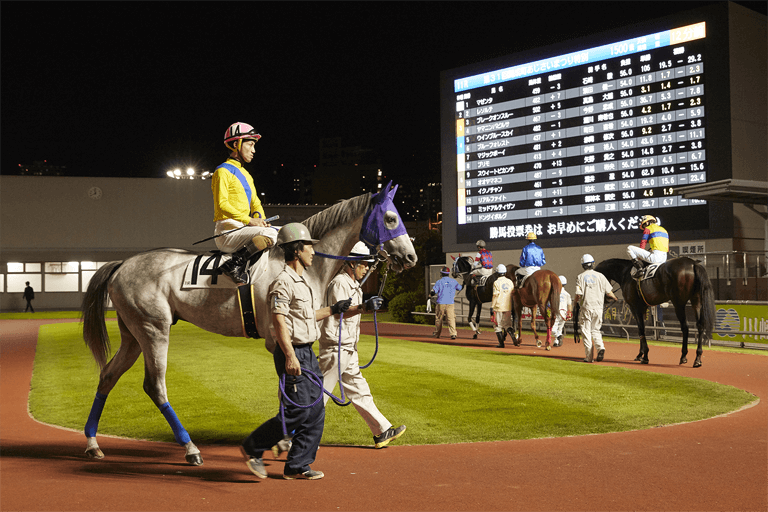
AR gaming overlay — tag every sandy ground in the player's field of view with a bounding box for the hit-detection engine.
[1,319,766,511]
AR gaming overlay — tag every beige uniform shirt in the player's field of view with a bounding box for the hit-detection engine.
[575,269,612,312]
[319,271,362,352]
[491,276,514,312]
[268,266,319,346]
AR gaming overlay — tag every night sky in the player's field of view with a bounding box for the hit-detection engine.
[2,2,765,185]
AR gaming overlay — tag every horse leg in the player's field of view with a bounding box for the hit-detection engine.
[511,300,522,346]
[691,298,704,368]
[468,296,478,339]
[85,316,142,459]
[136,320,203,466]
[634,306,650,364]
[544,304,553,351]
[674,304,690,366]
[532,307,542,348]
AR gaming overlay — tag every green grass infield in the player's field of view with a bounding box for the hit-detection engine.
[28,320,756,446]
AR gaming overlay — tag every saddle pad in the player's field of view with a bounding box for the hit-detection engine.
[475,275,490,287]
[643,263,661,279]
[181,250,270,289]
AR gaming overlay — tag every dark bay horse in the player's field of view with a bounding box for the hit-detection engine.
[81,184,416,465]
[594,258,715,367]
[451,256,562,348]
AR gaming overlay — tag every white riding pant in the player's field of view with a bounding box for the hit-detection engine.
[627,246,667,265]
[214,219,279,253]
[516,266,540,283]
[552,306,568,337]
[579,307,605,361]
[318,347,391,437]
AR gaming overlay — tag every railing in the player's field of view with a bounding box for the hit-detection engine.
[695,250,766,286]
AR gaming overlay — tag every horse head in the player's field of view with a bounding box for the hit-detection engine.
[360,181,416,272]
[450,255,473,282]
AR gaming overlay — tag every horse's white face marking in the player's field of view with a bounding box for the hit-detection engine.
[382,233,416,273]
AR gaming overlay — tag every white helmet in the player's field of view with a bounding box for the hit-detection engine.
[496,264,507,274]
[581,254,595,265]
[350,241,375,262]
[559,275,567,286]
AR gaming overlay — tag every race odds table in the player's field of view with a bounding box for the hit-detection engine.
[454,22,707,239]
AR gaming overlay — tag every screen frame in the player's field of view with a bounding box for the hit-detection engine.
[439,3,733,253]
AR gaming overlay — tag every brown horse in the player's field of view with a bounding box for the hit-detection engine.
[511,269,563,350]
[594,258,714,367]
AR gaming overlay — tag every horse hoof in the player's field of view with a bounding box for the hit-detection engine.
[546,345,551,351]
[186,453,204,466]
[85,447,104,459]
[680,358,688,365]
[641,359,649,365]
[472,333,478,340]
[536,340,542,348]
[634,356,642,362]
[693,360,702,368]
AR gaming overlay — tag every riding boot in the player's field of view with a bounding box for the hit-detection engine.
[495,331,505,348]
[220,235,273,285]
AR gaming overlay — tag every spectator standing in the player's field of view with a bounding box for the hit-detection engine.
[23,282,35,313]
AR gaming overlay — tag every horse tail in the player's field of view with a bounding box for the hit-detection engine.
[82,261,122,369]
[694,262,715,339]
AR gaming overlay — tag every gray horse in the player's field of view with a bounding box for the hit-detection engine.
[81,184,416,465]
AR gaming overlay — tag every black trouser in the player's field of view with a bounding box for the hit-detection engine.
[242,343,325,474]
[25,300,34,313]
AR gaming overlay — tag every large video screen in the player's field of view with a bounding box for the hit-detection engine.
[440,5,733,252]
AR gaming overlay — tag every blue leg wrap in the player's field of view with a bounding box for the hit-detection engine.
[84,392,108,438]
[159,402,191,446]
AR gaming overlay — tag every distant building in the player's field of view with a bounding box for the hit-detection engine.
[16,160,67,176]
[312,137,384,204]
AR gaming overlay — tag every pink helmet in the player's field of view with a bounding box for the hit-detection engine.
[224,122,261,151]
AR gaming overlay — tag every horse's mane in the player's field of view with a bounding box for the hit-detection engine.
[302,193,372,241]
[595,258,632,281]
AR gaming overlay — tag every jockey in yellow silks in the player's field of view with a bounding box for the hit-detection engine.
[213,122,279,285]
[627,214,669,271]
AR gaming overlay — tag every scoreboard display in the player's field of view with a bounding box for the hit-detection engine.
[440,5,733,251]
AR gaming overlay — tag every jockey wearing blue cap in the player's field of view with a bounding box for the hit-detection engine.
[515,231,546,288]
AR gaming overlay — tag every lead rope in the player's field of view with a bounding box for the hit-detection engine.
[278,255,389,434]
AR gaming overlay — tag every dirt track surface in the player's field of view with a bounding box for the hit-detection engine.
[1,319,766,512]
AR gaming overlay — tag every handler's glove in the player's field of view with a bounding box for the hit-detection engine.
[364,296,383,311]
[331,299,352,315]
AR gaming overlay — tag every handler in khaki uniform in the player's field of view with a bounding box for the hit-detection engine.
[491,264,515,348]
[240,223,351,481]
[574,254,617,363]
[318,242,406,449]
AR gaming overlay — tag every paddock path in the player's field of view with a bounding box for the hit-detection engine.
[1,319,766,511]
